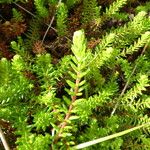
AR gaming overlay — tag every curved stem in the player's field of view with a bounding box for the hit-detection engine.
[54,73,81,143]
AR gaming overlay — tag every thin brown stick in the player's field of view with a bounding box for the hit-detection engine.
[41,0,62,45]
[13,2,36,17]
[13,2,57,32]
[111,44,148,116]
[0,127,10,150]
[41,16,55,45]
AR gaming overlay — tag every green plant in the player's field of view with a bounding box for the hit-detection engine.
[66,0,81,9]
[82,0,100,24]
[56,2,68,36]
[12,8,24,22]
[34,0,49,17]
[135,2,150,13]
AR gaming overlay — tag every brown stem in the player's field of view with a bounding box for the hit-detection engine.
[53,73,81,144]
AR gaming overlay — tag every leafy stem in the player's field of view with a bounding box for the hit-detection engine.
[55,73,81,142]
[53,30,87,144]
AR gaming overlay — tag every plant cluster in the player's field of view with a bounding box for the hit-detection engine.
[0,0,150,149]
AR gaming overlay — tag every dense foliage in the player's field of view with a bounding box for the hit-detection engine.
[0,0,150,149]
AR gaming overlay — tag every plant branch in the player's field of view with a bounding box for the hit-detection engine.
[54,73,81,143]
[111,43,148,116]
